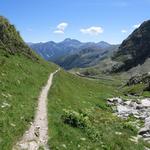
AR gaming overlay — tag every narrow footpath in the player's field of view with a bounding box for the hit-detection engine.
[13,69,59,150]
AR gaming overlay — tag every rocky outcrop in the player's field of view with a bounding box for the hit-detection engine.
[108,97,150,141]
[127,72,150,86]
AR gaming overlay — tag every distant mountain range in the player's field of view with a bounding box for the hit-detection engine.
[28,39,119,69]
[55,44,118,69]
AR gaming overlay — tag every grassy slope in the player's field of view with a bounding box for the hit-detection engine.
[0,51,56,150]
[123,83,150,98]
[47,70,147,150]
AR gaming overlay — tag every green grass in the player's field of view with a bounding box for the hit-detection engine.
[123,83,145,95]
[47,70,146,150]
[142,91,150,97]
[0,53,56,150]
[122,83,150,98]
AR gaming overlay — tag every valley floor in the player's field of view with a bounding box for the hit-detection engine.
[47,70,150,150]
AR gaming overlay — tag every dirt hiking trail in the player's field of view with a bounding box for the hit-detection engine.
[13,69,59,150]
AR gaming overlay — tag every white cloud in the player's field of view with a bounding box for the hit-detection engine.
[133,24,141,29]
[57,22,68,31]
[80,26,103,35]
[53,30,64,34]
[121,29,127,33]
[54,22,68,34]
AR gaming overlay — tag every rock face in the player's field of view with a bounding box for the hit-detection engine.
[127,72,150,86]
[108,97,150,140]
[126,72,150,93]
[112,20,150,72]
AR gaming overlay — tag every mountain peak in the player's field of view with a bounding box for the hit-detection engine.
[62,38,81,44]
[98,41,109,44]
[58,38,82,48]
[140,20,150,28]
[63,38,72,42]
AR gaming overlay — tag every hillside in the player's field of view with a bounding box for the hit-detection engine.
[47,70,150,149]
[0,16,56,150]
[0,17,38,60]
[112,20,150,72]
[55,44,118,69]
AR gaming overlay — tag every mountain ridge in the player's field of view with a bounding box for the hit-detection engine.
[28,38,114,60]
[56,44,119,69]
[112,20,150,72]
[29,38,118,69]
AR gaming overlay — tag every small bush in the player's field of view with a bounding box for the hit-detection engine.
[61,109,90,129]
[122,122,138,134]
[61,109,102,142]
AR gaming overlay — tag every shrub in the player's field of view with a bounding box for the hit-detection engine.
[61,109,102,142]
[122,122,138,134]
[61,109,90,129]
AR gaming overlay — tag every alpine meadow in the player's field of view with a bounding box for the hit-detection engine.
[1,1,150,150]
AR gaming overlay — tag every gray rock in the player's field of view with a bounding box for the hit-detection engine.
[108,97,123,104]
[139,114,148,120]
[124,100,131,106]
[129,102,138,109]
[107,97,150,141]
[145,117,150,123]
[117,105,132,115]
[141,99,150,107]
[136,104,144,110]
[139,127,150,137]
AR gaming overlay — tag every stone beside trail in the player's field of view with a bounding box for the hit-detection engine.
[108,97,150,141]
[13,69,59,150]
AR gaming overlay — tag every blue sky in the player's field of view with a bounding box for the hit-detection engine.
[0,0,150,44]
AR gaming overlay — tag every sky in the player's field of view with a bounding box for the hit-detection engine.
[0,0,150,44]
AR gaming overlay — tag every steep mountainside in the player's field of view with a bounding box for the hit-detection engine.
[112,20,150,72]
[55,44,118,69]
[0,16,56,150]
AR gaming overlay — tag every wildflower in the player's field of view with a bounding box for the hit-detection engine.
[80,137,86,141]
[62,144,67,148]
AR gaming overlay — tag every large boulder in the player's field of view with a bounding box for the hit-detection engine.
[141,99,150,107]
